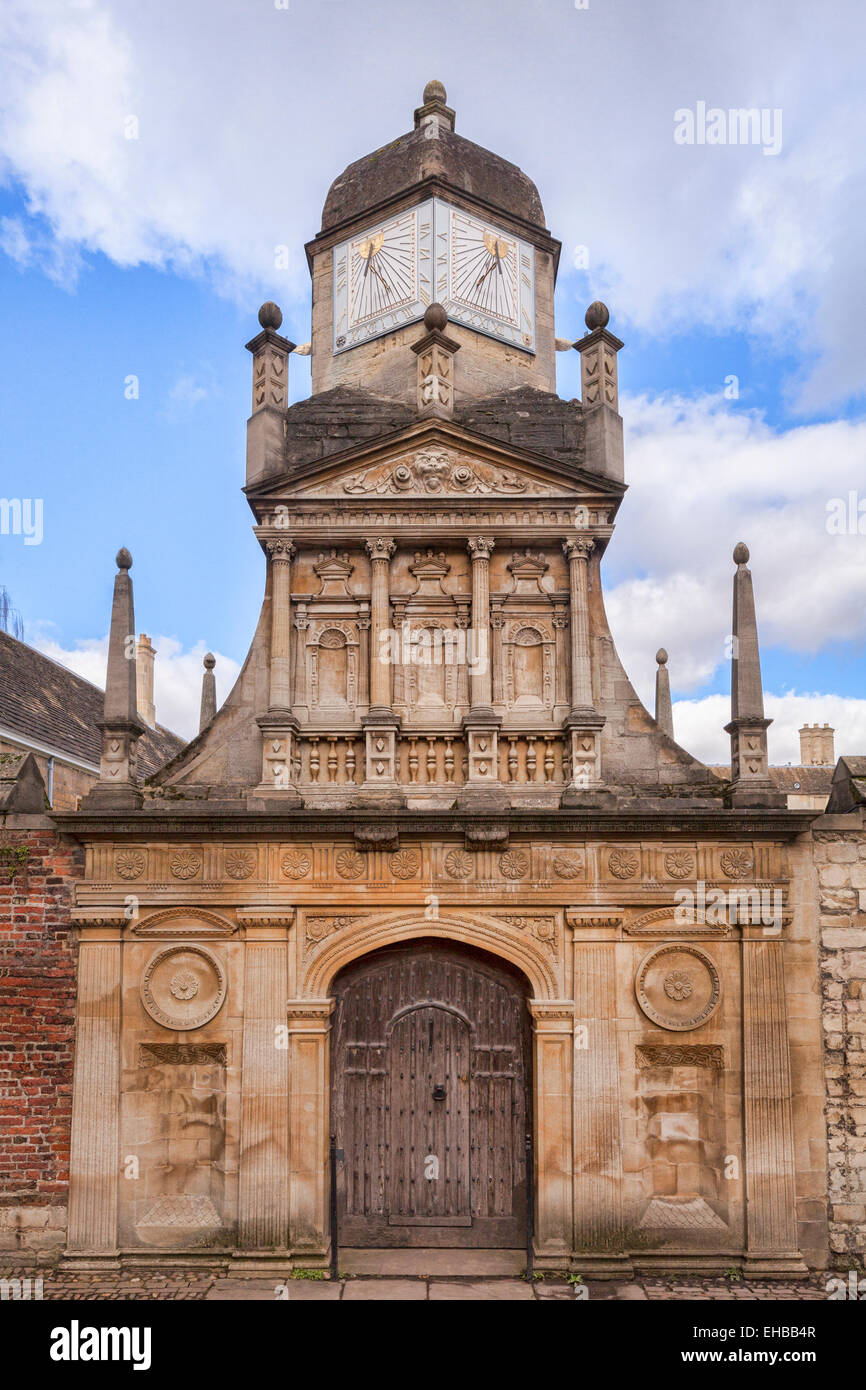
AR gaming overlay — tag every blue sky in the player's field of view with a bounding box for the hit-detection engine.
[0,0,864,758]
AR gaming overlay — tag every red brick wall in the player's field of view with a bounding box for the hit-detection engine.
[0,827,80,1255]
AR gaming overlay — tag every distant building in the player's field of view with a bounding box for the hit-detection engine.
[0,630,183,810]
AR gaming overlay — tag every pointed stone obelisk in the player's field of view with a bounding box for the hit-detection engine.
[655,649,674,739]
[724,543,784,807]
[82,548,145,809]
[199,652,217,732]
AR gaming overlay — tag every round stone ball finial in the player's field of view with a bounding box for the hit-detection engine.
[258,301,283,331]
[424,302,448,332]
[585,300,610,331]
[116,547,132,571]
[423,80,447,105]
[656,648,668,665]
[733,542,750,566]
[203,652,216,670]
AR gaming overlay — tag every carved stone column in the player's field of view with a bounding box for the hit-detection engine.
[529,1002,574,1260]
[357,606,370,707]
[255,537,301,803]
[66,939,122,1263]
[286,1000,335,1259]
[552,603,570,715]
[362,538,402,798]
[490,601,504,707]
[459,538,505,806]
[235,923,292,1266]
[742,935,806,1275]
[569,927,631,1274]
[561,536,606,800]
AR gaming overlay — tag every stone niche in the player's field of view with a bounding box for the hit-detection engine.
[635,1046,731,1247]
[120,1043,230,1249]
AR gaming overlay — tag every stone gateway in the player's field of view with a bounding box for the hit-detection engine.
[10,82,859,1278]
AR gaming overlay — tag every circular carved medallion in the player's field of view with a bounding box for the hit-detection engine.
[444,849,473,880]
[609,849,639,879]
[499,850,529,880]
[720,848,754,880]
[335,848,366,880]
[390,850,420,880]
[115,849,146,881]
[140,945,226,1032]
[552,853,583,880]
[169,850,201,881]
[664,851,694,880]
[635,943,721,1032]
[225,850,255,880]
[281,848,311,879]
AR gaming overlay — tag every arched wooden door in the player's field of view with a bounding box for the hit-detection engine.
[331,940,531,1247]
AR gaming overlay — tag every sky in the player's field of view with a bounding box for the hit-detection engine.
[0,0,864,759]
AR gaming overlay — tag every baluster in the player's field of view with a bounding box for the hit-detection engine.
[344,737,356,785]
[408,737,419,784]
[444,737,455,783]
[543,735,555,784]
[309,736,320,783]
[426,736,437,784]
[507,735,518,783]
[327,736,338,782]
[526,736,537,782]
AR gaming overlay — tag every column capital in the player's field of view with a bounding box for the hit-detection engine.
[563,535,594,562]
[467,536,495,561]
[366,537,396,561]
[266,536,295,562]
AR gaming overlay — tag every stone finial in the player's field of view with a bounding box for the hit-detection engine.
[655,648,674,740]
[724,542,784,807]
[199,652,217,732]
[414,80,456,134]
[258,301,283,331]
[585,300,610,331]
[245,303,295,488]
[82,548,145,807]
[136,633,156,728]
[412,304,460,418]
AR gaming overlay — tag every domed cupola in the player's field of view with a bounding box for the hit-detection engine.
[305,83,561,404]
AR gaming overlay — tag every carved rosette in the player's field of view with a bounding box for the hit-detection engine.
[608,849,639,880]
[635,943,722,1032]
[335,848,366,881]
[444,849,473,880]
[499,850,529,880]
[140,945,227,1031]
[115,849,146,881]
[225,850,256,881]
[389,850,420,880]
[169,850,202,881]
[281,848,312,880]
[720,848,754,880]
[552,853,584,880]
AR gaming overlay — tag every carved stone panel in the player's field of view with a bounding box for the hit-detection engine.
[635,943,722,1032]
[140,945,227,1032]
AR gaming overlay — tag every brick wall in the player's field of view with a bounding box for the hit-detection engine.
[813,815,866,1268]
[0,825,80,1263]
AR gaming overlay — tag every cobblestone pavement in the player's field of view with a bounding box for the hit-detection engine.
[2,1268,831,1301]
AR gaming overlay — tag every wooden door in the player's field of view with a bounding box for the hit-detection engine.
[332,940,530,1247]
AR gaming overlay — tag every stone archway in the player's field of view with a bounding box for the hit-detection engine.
[330,938,532,1248]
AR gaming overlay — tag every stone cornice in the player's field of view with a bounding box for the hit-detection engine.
[53,807,818,841]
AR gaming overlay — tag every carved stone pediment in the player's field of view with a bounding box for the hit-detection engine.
[130,907,237,938]
[298,447,562,499]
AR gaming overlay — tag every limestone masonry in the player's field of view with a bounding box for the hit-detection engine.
[1,82,863,1278]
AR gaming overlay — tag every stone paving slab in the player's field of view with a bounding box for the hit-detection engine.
[12,1266,833,1302]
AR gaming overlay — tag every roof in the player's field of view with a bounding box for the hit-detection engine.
[321,125,546,234]
[826,756,866,814]
[0,629,184,778]
[709,764,834,793]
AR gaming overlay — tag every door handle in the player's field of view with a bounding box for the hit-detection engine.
[432,1084,446,1101]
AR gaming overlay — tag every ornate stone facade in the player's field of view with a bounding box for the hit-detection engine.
[15,81,858,1277]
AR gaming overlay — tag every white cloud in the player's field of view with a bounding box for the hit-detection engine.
[31,631,240,741]
[0,1,864,406]
[669,692,866,767]
[604,392,866,699]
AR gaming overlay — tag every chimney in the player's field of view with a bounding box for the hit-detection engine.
[654,648,674,739]
[799,723,835,766]
[136,633,156,727]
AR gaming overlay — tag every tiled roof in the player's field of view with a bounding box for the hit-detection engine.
[0,630,184,777]
[709,764,834,793]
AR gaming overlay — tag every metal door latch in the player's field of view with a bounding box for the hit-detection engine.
[432,1084,446,1101]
